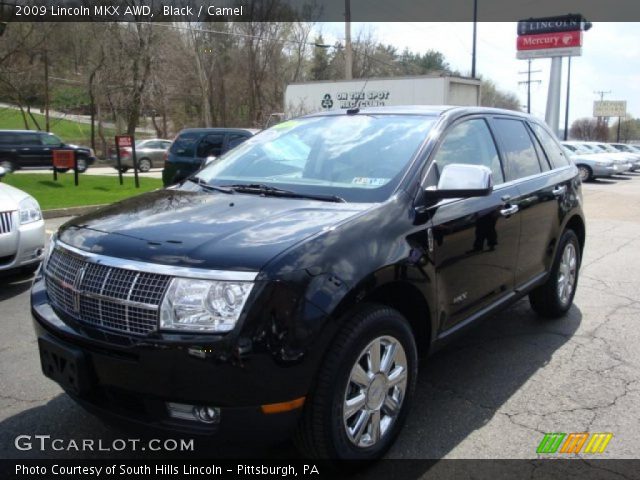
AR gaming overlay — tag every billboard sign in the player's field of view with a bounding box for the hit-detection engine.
[517,30,582,51]
[593,101,627,117]
[517,14,587,36]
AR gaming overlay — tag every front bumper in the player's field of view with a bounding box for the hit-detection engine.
[592,164,618,177]
[0,217,45,271]
[30,275,311,438]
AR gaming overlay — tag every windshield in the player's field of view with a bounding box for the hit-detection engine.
[196,114,436,203]
[170,132,200,157]
[566,144,591,155]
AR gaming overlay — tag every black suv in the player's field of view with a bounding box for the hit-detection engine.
[162,127,257,186]
[0,130,96,172]
[32,107,584,460]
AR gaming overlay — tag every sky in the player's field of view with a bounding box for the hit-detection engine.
[317,22,640,129]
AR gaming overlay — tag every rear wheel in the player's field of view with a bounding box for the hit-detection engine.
[0,159,15,173]
[530,229,580,318]
[76,157,88,173]
[138,158,152,172]
[577,165,593,182]
[294,304,417,460]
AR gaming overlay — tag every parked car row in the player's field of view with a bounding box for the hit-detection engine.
[562,140,640,181]
[0,130,96,173]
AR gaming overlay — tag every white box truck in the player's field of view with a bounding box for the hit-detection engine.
[284,75,481,118]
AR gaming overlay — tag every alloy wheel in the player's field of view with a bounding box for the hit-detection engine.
[578,166,590,182]
[557,242,577,306]
[343,335,408,448]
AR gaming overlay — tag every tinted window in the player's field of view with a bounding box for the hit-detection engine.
[18,134,41,145]
[432,119,504,184]
[227,134,249,149]
[197,134,224,157]
[170,132,200,157]
[0,133,18,144]
[41,133,62,146]
[531,123,570,168]
[493,119,541,181]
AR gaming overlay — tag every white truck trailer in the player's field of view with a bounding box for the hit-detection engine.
[284,75,481,118]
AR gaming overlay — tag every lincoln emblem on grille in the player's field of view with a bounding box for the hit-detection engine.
[72,265,87,313]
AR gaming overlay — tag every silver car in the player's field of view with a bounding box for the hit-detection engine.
[110,139,172,173]
[0,166,45,274]
[561,144,618,181]
[564,141,633,173]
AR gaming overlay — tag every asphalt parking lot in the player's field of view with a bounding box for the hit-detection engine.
[1,174,639,461]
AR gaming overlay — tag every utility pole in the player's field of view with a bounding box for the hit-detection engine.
[471,0,478,78]
[518,59,541,114]
[545,57,563,136]
[344,0,352,80]
[594,90,611,101]
[43,49,50,132]
[563,57,572,140]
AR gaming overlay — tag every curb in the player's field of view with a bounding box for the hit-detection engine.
[43,205,107,219]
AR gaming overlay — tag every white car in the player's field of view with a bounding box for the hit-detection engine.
[0,166,45,274]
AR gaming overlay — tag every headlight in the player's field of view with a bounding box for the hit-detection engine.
[160,278,253,332]
[19,197,42,224]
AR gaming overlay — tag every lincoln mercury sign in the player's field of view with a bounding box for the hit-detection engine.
[593,101,627,117]
[516,14,590,60]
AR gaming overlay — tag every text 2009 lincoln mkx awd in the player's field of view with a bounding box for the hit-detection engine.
[32,106,585,460]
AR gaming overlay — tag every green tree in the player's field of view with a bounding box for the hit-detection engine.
[310,35,330,80]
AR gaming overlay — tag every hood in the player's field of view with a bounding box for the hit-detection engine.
[0,183,32,210]
[58,189,369,272]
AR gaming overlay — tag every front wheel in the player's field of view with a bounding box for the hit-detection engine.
[0,159,15,173]
[294,304,417,460]
[577,165,593,182]
[530,229,581,318]
[138,158,152,172]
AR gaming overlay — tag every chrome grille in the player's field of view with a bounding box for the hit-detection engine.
[44,244,171,336]
[0,211,13,234]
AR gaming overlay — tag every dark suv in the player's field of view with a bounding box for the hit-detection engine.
[162,128,257,186]
[0,130,96,172]
[32,107,584,460]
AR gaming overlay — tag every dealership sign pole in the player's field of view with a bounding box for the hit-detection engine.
[115,135,133,186]
[516,15,591,136]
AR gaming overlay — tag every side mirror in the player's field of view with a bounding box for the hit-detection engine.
[204,155,217,166]
[0,166,6,178]
[424,164,493,199]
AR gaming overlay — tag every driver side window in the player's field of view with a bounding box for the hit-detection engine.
[432,119,504,184]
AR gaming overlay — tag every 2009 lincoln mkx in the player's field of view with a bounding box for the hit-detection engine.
[32,106,585,460]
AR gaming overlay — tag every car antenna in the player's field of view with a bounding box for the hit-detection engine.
[346,75,370,115]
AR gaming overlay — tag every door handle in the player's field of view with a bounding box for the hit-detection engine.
[500,205,519,217]
[552,185,567,197]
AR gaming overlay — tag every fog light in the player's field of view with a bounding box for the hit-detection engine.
[166,402,220,424]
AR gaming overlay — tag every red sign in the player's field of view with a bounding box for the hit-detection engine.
[52,150,75,169]
[517,30,582,51]
[115,135,133,148]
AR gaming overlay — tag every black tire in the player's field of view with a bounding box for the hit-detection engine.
[577,165,593,182]
[529,229,581,318]
[138,158,152,172]
[119,167,130,173]
[294,303,417,461]
[54,168,70,173]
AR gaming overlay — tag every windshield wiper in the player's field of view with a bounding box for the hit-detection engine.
[220,183,346,203]
[187,177,234,194]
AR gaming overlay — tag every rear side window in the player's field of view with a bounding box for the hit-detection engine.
[493,119,541,181]
[531,123,570,168]
[18,134,41,145]
[170,132,201,157]
[432,119,504,184]
[0,133,17,144]
[197,134,224,157]
[227,134,249,150]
